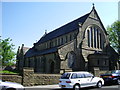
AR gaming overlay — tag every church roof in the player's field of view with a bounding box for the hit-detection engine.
[25,12,90,58]
[25,13,89,58]
[36,13,90,44]
[25,47,57,57]
[25,13,90,57]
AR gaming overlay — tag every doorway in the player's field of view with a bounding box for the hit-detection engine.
[50,61,54,73]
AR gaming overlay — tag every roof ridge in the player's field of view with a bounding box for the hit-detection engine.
[36,12,90,44]
[47,13,90,34]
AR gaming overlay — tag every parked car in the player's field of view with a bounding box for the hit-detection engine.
[100,70,120,85]
[0,79,24,90]
[59,71,104,90]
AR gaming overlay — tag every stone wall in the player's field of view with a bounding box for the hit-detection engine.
[93,67,107,77]
[22,68,35,86]
[1,68,108,87]
[1,68,61,86]
[0,74,22,84]
[34,74,61,85]
[22,68,61,86]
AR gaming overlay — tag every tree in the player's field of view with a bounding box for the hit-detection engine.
[0,37,16,66]
[107,20,120,56]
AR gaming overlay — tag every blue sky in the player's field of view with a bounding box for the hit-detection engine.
[2,2,119,52]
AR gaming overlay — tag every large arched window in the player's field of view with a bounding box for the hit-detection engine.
[86,25,104,49]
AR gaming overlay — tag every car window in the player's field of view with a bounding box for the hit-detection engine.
[105,70,120,74]
[115,70,120,74]
[71,73,85,79]
[111,70,117,74]
[105,71,111,74]
[61,73,71,79]
[71,73,77,79]
[77,73,85,78]
[85,73,93,78]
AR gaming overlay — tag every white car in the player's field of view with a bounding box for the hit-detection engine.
[0,80,24,90]
[59,71,104,90]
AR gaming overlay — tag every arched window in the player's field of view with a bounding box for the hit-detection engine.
[86,25,104,49]
[94,27,97,48]
[97,29,100,48]
[67,52,76,68]
[100,33,102,49]
[87,30,90,47]
[90,27,93,47]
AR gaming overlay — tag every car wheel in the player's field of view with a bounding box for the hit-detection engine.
[117,79,120,85]
[6,88,16,90]
[96,81,102,88]
[74,84,80,90]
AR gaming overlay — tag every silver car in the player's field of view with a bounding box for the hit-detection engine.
[59,71,104,90]
[0,80,24,90]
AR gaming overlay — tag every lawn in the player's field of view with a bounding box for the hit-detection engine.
[0,70,18,74]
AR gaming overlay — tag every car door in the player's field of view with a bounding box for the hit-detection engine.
[70,73,88,88]
[76,73,89,88]
[84,73,96,87]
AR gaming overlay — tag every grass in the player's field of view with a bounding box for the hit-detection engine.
[0,70,18,74]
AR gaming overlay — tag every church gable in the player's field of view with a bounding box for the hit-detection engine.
[86,6,107,35]
[89,6,99,20]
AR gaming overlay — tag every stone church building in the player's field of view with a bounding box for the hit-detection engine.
[17,6,119,74]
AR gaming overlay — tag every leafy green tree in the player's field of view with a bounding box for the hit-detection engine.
[0,37,16,66]
[107,20,120,56]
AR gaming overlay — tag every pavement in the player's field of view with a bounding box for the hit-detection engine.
[25,84,60,89]
[25,84,120,90]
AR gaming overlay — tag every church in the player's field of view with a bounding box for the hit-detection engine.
[16,5,119,74]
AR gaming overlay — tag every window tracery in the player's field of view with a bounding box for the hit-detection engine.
[87,25,104,49]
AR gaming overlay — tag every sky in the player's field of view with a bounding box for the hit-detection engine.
[118,1,120,21]
[2,1,119,52]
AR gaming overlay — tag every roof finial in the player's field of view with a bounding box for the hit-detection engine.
[92,3,95,9]
[45,29,47,35]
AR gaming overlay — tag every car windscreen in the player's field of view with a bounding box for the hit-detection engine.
[105,70,120,74]
[61,73,71,79]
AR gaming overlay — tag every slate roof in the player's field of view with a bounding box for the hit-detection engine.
[25,12,90,58]
[25,47,57,57]
[36,13,90,44]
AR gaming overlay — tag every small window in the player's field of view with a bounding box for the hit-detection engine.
[55,39,57,46]
[104,60,107,65]
[58,38,60,45]
[97,60,99,65]
[65,36,68,43]
[61,38,64,45]
[70,34,72,41]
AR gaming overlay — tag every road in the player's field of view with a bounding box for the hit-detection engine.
[25,84,120,90]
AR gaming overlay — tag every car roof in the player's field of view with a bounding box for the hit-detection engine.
[64,71,90,74]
